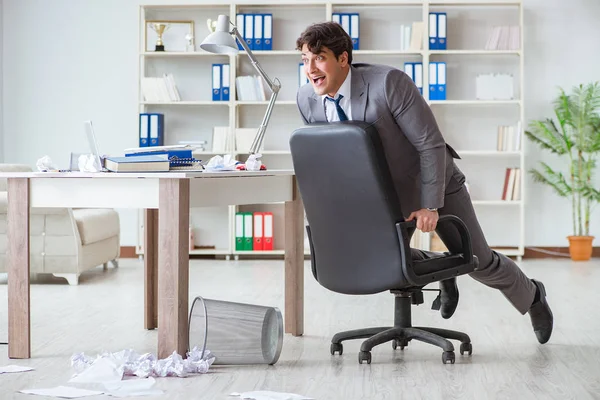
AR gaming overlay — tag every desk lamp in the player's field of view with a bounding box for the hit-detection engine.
[200,15,281,170]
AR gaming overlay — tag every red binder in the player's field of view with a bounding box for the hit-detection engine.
[263,212,274,250]
[253,212,264,251]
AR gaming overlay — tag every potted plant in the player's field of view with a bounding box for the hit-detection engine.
[525,82,600,261]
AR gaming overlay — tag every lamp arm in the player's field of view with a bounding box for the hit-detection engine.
[231,25,282,156]
[249,83,280,154]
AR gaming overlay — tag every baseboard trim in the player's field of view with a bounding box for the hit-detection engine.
[120,246,138,258]
[120,246,600,260]
[524,246,600,259]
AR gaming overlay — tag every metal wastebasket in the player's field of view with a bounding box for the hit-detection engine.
[188,296,283,365]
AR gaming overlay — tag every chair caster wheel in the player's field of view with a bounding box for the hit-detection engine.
[330,343,343,355]
[442,351,455,364]
[358,351,371,364]
[460,342,472,356]
[392,338,407,350]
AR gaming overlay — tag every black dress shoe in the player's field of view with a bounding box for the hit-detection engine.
[439,277,459,319]
[528,279,553,344]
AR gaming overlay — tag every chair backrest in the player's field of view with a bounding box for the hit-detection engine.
[289,121,412,295]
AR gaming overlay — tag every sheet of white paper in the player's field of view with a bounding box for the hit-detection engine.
[103,377,164,397]
[0,365,34,374]
[19,386,104,398]
[230,391,314,400]
[69,357,122,383]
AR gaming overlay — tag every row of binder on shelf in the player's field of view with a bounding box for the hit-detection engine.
[141,74,181,102]
[212,63,231,101]
[501,168,521,201]
[428,12,447,50]
[332,13,360,50]
[497,123,522,152]
[236,13,273,51]
[236,212,274,251]
[139,113,164,147]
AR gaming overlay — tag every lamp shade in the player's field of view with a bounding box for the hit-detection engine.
[200,14,239,54]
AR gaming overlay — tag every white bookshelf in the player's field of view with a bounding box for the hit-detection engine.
[136,0,525,260]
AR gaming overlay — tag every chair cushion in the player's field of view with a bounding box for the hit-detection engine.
[72,209,120,245]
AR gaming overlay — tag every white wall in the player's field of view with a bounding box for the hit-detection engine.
[2,0,599,247]
[0,0,3,163]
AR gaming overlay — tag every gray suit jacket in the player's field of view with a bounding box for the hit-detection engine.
[296,63,465,215]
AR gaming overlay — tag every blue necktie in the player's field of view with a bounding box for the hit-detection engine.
[326,95,348,121]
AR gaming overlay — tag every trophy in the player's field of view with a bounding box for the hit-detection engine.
[150,22,170,51]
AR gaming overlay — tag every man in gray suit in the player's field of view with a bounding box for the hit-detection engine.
[295,22,553,344]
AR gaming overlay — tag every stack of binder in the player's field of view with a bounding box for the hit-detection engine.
[235,211,274,251]
[429,12,447,50]
[404,62,423,95]
[428,62,446,100]
[332,13,360,50]
[212,64,230,101]
[138,113,164,147]
[235,13,273,50]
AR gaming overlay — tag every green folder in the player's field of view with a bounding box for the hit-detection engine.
[235,212,244,251]
[243,212,253,251]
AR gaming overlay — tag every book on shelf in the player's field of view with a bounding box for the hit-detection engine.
[235,75,266,101]
[502,167,521,201]
[141,73,181,102]
[399,22,424,51]
[485,26,520,50]
[497,122,522,152]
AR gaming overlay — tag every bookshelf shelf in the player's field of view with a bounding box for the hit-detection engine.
[140,101,230,106]
[456,150,520,156]
[429,50,520,55]
[472,200,521,205]
[137,0,526,259]
[235,100,298,106]
[429,100,521,105]
[142,51,218,57]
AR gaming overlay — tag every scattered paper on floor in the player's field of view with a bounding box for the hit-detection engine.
[103,377,164,397]
[19,386,103,398]
[230,391,314,400]
[69,357,122,383]
[0,365,35,374]
[71,346,214,379]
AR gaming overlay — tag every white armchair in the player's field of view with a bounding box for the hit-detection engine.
[0,164,121,285]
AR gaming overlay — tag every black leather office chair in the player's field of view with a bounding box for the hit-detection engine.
[289,121,479,365]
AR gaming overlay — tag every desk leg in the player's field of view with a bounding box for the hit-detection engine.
[284,176,304,336]
[144,209,159,330]
[158,179,190,359]
[7,178,31,359]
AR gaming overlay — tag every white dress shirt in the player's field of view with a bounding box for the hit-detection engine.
[321,68,352,122]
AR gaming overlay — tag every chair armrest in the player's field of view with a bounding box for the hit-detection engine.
[396,215,478,286]
[435,215,475,266]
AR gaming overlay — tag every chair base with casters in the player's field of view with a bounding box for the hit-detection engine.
[330,288,472,365]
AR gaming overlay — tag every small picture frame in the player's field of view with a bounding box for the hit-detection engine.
[144,20,195,52]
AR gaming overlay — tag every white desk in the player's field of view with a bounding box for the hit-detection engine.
[0,170,304,359]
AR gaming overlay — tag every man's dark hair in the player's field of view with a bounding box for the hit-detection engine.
[296,22,353,64]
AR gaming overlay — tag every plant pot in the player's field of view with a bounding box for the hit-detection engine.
[567,236,595,261]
